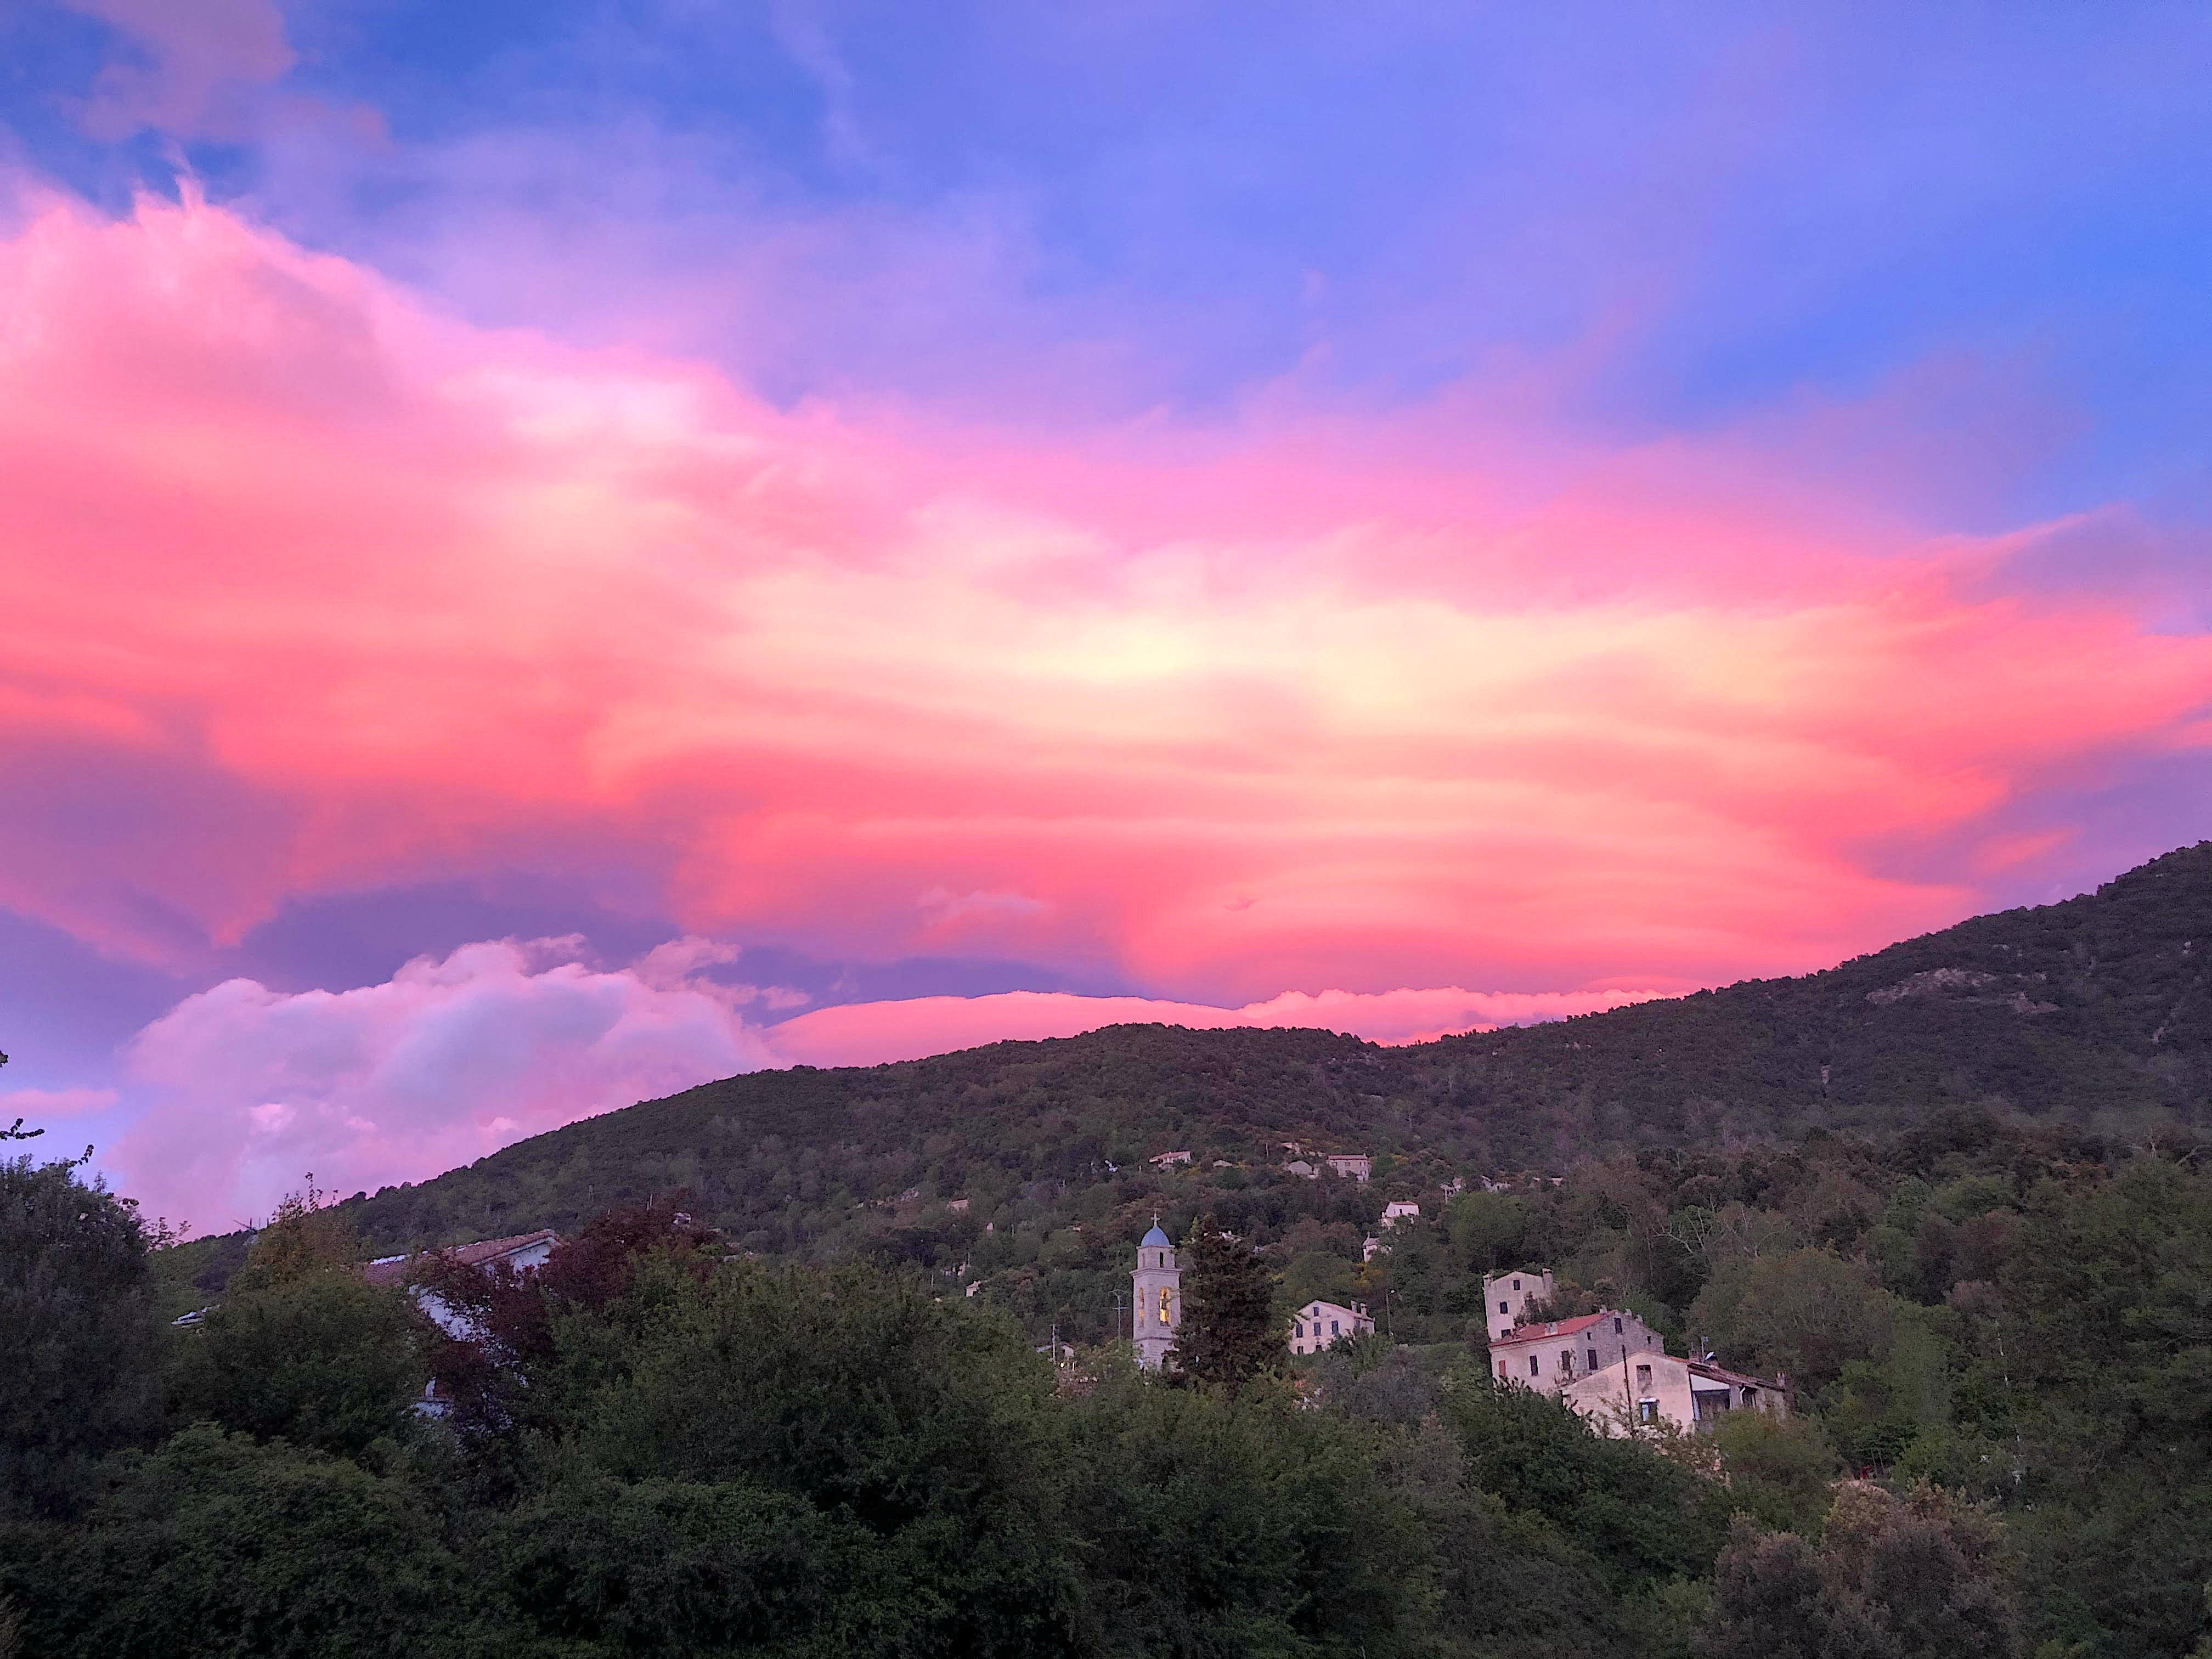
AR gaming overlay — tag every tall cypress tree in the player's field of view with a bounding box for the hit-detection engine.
[1170,1215,1279,1396]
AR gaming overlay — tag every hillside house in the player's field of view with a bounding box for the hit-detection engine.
[1285,1159,1319,1179]
[1481,1267,1556,1339]
[364,1228,558,1338]
[1151,1150,1193,1169]
[1382,1201,1420,1227]
[1325,1154,1372,1181]
[1563,1351,1788,1433]
[1488,1309,1664,1393]
[1290,1299,1374,1355]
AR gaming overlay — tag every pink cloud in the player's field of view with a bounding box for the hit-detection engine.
[64,0,294,140]
[0,1086,120,1119]
[104,933,1655,1222]
[758,985,1663,1070]
[0,184,2208,1023]
[114,939,777,1230]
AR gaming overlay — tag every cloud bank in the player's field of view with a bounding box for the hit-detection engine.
[4,185,2207,1014]
[116,940,777,1231]
[107,938,1658,1226]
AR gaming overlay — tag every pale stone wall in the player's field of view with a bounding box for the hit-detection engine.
[1132,1240,1181,1368]
[1289,1299,1374,1355]
[1487,1309,1664,1396]
[1481,1267,1555,1339]
[1561,1350,1788,1436]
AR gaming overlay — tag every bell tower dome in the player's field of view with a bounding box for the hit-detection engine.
[1132,1220,1181,1369]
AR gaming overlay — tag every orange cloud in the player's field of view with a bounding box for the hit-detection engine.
[3,184,2209,1012]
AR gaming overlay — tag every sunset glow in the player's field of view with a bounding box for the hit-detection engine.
[4,4,2210,1225]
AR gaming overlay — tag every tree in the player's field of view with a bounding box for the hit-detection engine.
[1711,1412,1842,1537]
[0,1425,477,1659]
[1169,1216,1280,1396]
[1698,1482,2020,1659]
[0,1149,161,1517]
[168,1187,424,1459]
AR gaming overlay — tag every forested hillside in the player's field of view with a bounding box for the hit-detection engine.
[18,844,2212,1656]
[168,842,2212,1330]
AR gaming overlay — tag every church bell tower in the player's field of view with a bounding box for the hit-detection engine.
[1132,1220,1182,1368]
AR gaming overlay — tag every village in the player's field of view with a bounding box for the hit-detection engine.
[272,1141,1788,1443]
[1128,1155,1786,1436]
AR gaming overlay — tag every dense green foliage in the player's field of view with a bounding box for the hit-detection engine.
[14,843,2212,1653]
[1,1149,161,1517]
[161,844,2212,1341]
[14,1118,2212,1652]
[1170,1217,1282,1395]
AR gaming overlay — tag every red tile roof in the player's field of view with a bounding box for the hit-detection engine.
[1489,1312,1606,1347]
[361,1228,558,1287]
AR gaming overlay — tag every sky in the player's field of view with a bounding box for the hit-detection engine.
[3,2,2210,1231]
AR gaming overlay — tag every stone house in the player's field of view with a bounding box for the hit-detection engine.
[1487,1308,1664,1393]
[1481,1267,1556,1339]
[1325,1154,1372,1182]
[1562,1351,1788,1434]
[364,1228,558,1338]
[1289,1299,1374,1355]
[1381,1201,1420,1227]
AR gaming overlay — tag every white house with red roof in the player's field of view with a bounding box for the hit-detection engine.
[1486,1289,1790,1434]
[364,1228,558,1337]
[1488,1308,1663,1393]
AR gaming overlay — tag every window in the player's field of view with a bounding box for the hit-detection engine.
[1330,1321,1340,1336]
[1511,1278,1521,1291]
[1613,1317,1622,1335]
[1742,1387,1756,1408]
[1635,1364,1651,1390]
[1528,1356,1539,1377]
[1157,1288,1170,1325]
[1559,1350,1574,1378]
[1498,1300,1509,1314]
[1587,1350,1598,1372]
[1294,1322,1304,1339]
[1638,1400,1657,1423]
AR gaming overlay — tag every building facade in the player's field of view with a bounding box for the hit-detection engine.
[1289,1298,1374,1355]
[1562,1351,1788,1434]
[1481,1266,1556,1339]
[1488,1308,1664,1394]
[1132,1222,1182,1369]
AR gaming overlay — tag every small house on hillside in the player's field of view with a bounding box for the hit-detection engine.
[1289,1299,1374,1355]
[1489,1309,1663,1392]
[1481,1267,1555,1339]
[365,1228,559,1338]
[1285,1159,1319,1179]
[1325,1154,1372,1182]
[1150,1150,1193,1169]
[1382,1201,1420,1227]
[1564,1352,1788,1433]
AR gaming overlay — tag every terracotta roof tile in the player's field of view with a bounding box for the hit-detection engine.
[1489,1312,1607,1347]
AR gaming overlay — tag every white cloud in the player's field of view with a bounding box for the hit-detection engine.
[114,939,777,1231]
